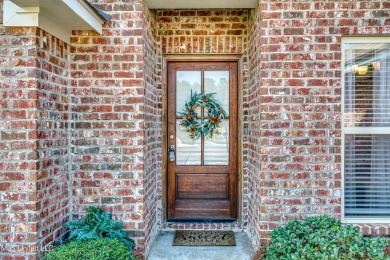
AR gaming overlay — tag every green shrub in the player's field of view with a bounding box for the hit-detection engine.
[44,239,130,260]
[65,206,135,255]
[264,215,389,260]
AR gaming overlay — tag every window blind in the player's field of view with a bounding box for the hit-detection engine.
[344,44,390,127]
[345,135,390,217]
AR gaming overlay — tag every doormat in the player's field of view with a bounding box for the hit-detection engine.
[173,230,236,246]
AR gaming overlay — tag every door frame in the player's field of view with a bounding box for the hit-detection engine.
[161,55,244,224]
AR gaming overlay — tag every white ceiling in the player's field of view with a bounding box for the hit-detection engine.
[6,0,105,43]
[145,0,258,9]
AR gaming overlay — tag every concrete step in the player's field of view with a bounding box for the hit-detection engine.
[147,231,254,260]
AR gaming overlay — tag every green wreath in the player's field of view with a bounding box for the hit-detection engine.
[179,91,227,139]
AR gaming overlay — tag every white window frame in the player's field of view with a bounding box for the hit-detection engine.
[341,36,390,223]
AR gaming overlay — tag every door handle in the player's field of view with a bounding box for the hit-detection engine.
[169,145,175,162]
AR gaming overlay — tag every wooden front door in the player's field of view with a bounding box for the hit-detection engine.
[167,61,238,220]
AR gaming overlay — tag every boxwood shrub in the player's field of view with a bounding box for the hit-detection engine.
[44,239,131,260]
[264,215,389,260]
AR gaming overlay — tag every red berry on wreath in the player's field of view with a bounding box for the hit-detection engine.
[187,115,192,121]
[204,98,209,103]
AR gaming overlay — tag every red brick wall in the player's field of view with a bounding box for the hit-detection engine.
[70,0,161,256]
[156,9,249,54]
[2,0,390,258]
[247,0,390,252]
[247,3,262,250]
[143,6,161,254]
[0,24,40,259]
[36,30,70,257]
[0,0,71,257]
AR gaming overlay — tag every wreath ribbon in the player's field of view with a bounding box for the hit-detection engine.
[179,91,227,139]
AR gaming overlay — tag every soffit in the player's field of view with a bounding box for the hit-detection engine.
[145,0,258,9]
[4,0,109,44]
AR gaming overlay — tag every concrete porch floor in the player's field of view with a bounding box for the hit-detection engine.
[147,231,254,260]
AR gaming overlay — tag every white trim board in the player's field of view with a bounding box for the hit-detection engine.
[343,218,390,224]
[344,127,390,135]
[3,0,107,44]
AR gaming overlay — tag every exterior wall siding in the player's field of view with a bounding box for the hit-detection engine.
[36,29,71,258]
[247,0,390,253]
[0,0,71,257]
[70,0,160,257]
[0,23,40,260]
[156,9,248,54]
[143,7,161,255]
[70,4,147,257]
[1,0,390,258]
[247,3,263,251]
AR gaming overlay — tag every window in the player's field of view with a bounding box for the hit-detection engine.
[343,38,390,221]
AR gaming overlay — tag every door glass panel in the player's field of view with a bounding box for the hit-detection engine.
[204,119,229,165]
[204,71,229,116]
[176,71,201,116]
[176,120,201,165]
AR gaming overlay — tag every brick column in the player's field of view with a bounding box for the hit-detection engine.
[70,0,159,257]
[246,0,390,253]
[0,16,41,257]
[1,1,71,258]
